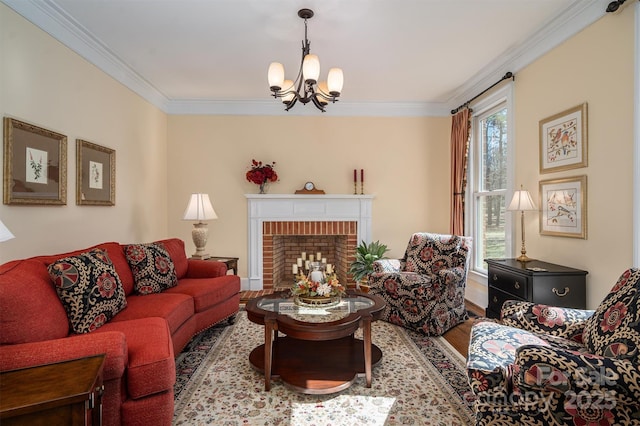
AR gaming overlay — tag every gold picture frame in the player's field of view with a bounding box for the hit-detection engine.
[76,139,115,206]
[539,103,588,174]
[3,117,67,205]
[539,175,587,239]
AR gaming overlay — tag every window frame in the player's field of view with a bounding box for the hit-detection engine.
[465,83,515,277]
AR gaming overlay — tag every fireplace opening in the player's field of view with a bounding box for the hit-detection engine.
[262,221,357,290]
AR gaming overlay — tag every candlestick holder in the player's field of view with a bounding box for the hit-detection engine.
[360,182,364,195]
[354,182,358,195]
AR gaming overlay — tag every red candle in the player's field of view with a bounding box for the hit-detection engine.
[353,169,357,183]
[361,169,364,183]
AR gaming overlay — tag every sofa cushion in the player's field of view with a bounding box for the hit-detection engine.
[164,275,240,312]
[0,259,70,344]
[48,249,127,334]
[124,243,178,295]
[96,317,175,399]
[583,268,640,363]
[111,292,194,334]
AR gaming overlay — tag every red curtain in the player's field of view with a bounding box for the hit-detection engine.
[450,108,471,236]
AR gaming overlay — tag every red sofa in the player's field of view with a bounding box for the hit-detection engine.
[0,238,240,426]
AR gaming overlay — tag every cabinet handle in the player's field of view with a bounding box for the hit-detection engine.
[514,281,520,290]
[492,274,498,281]
[492,296,498,303]
[552,287,570,297]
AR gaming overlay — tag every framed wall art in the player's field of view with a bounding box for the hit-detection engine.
[539,175,587,239]
[76,139,115,206]
[3,117,67,205]
[539,103,588,174]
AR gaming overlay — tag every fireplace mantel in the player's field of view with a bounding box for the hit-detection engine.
[245,194,374,290]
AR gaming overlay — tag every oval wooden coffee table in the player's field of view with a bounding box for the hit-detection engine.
[246,290,386,394]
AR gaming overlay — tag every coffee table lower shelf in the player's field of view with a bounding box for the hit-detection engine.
[249,335,382,395]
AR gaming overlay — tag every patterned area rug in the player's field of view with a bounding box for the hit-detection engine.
[174,312,475,425]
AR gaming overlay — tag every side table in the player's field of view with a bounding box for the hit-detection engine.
[0,354,105,425]
[485,258,588,318]
[206,256,239,275]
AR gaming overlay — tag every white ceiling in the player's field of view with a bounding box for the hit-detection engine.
[3,0,608,115]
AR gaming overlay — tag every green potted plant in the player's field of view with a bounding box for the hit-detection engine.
[348,240,389,291]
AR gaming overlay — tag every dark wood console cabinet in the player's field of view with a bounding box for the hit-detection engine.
[485,258,588,319]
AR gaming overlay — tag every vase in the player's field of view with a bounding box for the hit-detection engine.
[259,182,267,194]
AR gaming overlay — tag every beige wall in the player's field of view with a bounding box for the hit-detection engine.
[1,2,636,310]
[0,4,169,263]
[166,115,452,277]
[512,7,635,308]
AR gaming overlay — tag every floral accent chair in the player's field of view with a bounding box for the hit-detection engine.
[368,232,472,335]
[467,268,640,425]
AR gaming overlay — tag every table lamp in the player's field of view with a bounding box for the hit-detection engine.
[0,219,15,242]
[507,186,537,262]
[182,193,217,259]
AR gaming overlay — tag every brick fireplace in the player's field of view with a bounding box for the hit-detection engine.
[245,194,374,291]
[263,221,357,290]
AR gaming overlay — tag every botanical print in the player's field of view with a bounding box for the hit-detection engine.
[89,160,103,189]
[26,147,48,184]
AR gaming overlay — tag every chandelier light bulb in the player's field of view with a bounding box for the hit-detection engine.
[327,68,344,95]
[281,80,295,103]
[302,54,320,84]
[268,62,285,91]
[317,81,329,105]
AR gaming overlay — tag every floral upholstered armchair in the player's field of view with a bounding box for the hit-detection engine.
[368,232,472,335]
[467,268,640,425]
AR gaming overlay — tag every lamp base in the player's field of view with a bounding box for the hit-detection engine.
[191,222,211,260]
[516,254,534,262]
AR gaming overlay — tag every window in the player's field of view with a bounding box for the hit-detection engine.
[466,86,514,273]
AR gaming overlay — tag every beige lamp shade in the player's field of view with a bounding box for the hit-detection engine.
[183,193,217,259]
[507,189,536,211]
[183,193,217,221]
[0,219,15,242]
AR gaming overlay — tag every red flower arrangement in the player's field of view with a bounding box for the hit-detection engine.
[246,159,278,193]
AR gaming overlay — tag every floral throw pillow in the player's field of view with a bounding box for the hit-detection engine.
[124,242,178,295]
[48,249,127,334]
[583,268,640,363]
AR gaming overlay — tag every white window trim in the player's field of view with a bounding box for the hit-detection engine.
[465,82,515,277]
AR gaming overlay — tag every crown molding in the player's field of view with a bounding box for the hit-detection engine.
[3,0,607,117]
[1,0,171,111]
[446,0,606,111]
[166,99,451,117]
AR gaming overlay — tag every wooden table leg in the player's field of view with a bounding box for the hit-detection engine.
[264,318,275,391]
[362,315,372,388]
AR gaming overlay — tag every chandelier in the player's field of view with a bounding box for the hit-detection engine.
[267,9,344,112]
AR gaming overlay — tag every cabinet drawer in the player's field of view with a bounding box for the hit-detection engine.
[488,268,529,299]
[488,286,525,316]
[532,277,587,309]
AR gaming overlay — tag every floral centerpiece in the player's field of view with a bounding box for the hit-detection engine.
[246,159,278,194]
[291,272,345,307]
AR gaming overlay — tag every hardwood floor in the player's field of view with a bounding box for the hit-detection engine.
[239,290,484,360]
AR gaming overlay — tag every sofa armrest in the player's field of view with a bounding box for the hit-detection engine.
[372,259,401,273]
[0,331,127,381]
[514,345,640,405]
[501,300,594,342]
[186,259,227,278]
